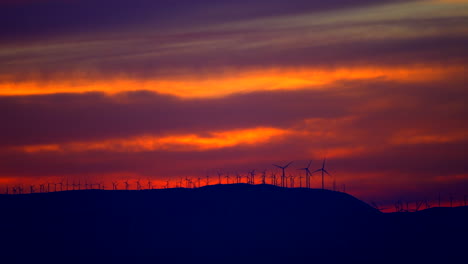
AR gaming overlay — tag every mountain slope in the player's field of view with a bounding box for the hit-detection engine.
[0,184,466,263]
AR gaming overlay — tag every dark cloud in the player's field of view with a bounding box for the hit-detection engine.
[1,77,467,147]
[0,0,414,42]
[0,88,349,146]
[1,0,465,82]
[2,24,467,80]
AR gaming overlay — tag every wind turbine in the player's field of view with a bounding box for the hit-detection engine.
[270,172,277,186]
[235,172,241,184]
[273,161,293,187]
[147,179,153,190]
[197,176,202,188]
[217,171,223,184]
[189,178,194,188]
[245,172,251,184]
[206,172,210,186]
[58,179,64,192]
[298,160,312,188]
[414,201,424,212]
[424,200,432,209]
[312,158,330,190]
[289,174,296,188]
[136,179,142,190]
[261,170,267,184]
[124,180,130,191]
[371,202,389,212]
[249,170,256,184]
[178,178,183,188]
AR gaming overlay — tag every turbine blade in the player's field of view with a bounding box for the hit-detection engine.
[307,160,312,168]
[273,164,282,169]
[312,169,321,173]
[323,169,331,175]
[285,161,293,168]
[322,158,326,168]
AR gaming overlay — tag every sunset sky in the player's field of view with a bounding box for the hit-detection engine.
[1,0,467,205]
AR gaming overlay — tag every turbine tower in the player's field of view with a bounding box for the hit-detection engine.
[312,158,330,190]
[298,160,313,188]
[261,170,267,184]
[217,171,223,185]
[273,161,293,187]
[270,172,277,186]
[206,172,210,186]
[147,179,152,190]
[249,170,256,184]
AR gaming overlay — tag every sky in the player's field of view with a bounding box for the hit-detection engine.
[1,0,467,206]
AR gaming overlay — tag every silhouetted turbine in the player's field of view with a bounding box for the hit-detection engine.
[217,171,223,184]
[147,179,152,190]
[261,170,267,184]
[312,158,330,190]
[298,160,313,188]
[206,173,210,186]
[249,170,256,184]
[371,202,389,212]
[273,161,293,187]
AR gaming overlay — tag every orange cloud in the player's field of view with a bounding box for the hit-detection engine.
[390,130,468,145]
[17,127,290,153]
[0,65,463,98]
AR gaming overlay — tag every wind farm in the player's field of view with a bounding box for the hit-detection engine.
[1,157,467,262]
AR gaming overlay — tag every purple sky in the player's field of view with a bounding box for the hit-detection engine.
[1,0,467,206]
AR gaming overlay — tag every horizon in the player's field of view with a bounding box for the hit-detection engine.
[2,180,466,213]
[1,0,468,209]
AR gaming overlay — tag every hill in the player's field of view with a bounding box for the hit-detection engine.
[0,184,466,263]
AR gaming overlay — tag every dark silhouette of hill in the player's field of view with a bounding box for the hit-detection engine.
[0,184,466,263]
